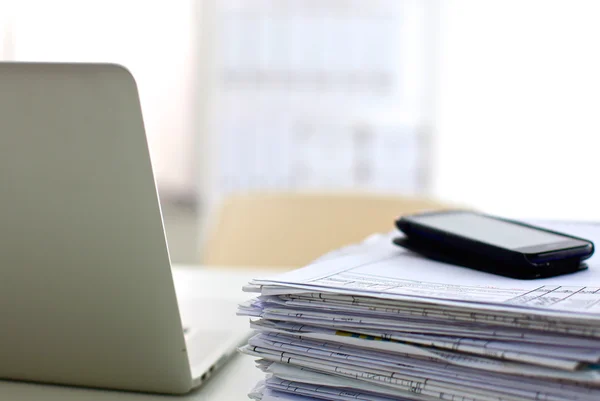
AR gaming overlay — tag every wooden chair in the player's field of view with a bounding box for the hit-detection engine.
[201,192,454,269]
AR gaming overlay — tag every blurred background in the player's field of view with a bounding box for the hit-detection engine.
[1,0,600,265]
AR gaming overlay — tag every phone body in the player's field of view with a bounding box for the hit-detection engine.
[395,210,594,279]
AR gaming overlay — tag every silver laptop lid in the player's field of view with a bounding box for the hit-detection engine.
[0,63,192,393]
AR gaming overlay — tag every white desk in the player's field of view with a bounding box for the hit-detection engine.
[0,267,269,400]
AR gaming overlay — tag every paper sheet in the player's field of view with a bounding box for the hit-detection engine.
[266,363,423,400]
[265,363,596,401]
[280,293,600,330]
[251,223,600,316]
[241,221,600,401]
[261,387,322,400]
[259,304,600,342]
[241,346,595,401]
[246,320,600,384]
[255,317,592,367]
[265,376,419,401]
[240,301,600,348]
[258,335,599,399]
[241,294,600,345]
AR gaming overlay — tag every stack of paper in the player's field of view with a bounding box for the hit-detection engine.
[238,221,600,401]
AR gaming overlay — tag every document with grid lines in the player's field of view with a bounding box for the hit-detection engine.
[239,221,600,401]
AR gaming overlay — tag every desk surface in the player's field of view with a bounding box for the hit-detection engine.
[0,266,270,400]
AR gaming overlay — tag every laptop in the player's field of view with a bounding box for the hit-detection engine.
[0,63,248,394]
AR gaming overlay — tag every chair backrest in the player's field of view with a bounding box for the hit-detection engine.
[202,192,454,268]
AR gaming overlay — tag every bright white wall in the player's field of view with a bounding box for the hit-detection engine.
[6,0,197,197]
[433,0,600,220]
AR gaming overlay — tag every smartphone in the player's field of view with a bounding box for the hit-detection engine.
[395,210,594,279]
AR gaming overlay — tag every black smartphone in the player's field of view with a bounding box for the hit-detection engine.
[395,210,594,279]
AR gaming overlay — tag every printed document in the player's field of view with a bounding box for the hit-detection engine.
[250,222,600,315]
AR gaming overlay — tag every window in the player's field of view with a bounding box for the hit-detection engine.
[434,0,600,220]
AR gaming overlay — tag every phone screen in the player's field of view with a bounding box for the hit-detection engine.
[411,212,575,250]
